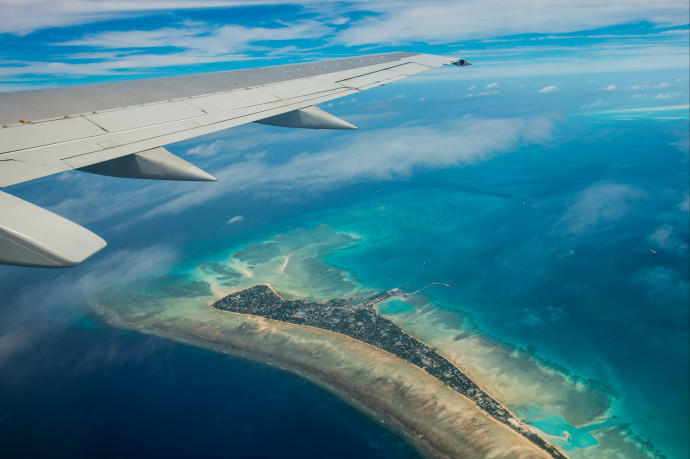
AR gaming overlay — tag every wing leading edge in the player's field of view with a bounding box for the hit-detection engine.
[0,53,471,267]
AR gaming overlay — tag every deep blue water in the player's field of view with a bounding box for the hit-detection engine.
[0,322,418,458]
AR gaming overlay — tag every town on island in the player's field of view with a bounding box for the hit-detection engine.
[211,284,567,459]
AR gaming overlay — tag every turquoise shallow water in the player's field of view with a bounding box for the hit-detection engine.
[530,416,599,450]
[526,415,625,451]
[519,405,624,452]
[379,300,416,314]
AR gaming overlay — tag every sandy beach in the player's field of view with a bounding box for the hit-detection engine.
[94,290,554,459]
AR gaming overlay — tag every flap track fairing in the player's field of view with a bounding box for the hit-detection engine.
[78,147,217,182]
[255,106,357,130]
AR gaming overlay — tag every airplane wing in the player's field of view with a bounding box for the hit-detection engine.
[0,52,471,267]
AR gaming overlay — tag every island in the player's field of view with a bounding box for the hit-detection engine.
[212,284,567,459]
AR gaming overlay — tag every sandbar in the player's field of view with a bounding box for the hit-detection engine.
[94,290,554,459]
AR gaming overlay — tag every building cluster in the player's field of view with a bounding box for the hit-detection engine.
[212,284,566,459]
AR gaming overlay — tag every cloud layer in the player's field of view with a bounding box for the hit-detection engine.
[4,0,688,38]
[144,116,554,217]
[0,245,178,369]
[1,1,687,84]
[335,0,689,46]
[558,182,645,234]
[1,0,279,35]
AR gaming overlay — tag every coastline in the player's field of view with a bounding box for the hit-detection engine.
[210,284,566,457]
[87,222,667,458]
[94,291,554,459]
[380,295,613,418]
[376,294,662,458]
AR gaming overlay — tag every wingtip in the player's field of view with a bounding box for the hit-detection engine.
[450,58,472,67]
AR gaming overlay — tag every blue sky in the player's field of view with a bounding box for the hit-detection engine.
[0,1,688,91]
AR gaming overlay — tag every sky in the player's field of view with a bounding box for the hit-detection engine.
[0,0,688,92]
[0,1,688,457]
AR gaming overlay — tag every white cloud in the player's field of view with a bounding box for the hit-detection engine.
[0,244,178,369]
[601,84,617,91]
[0,1,285,35]
[557,249,576,259]
[186,140,224,157]
[142,116,554,218]
[56,20,329,52]
[596,104,689,114]
[0,19,332,77]
[521,308,543,326]
[654,92,682,99]
[630,83,670,90]
[486,82,499,89]
[334,0,689,46]
[580,100,602,109]
[633,266,689,310]
[679,196,690,212]
[538,85,559,93]
[671,130,690,153]
[5,0,687,47]
[227,215,244,224]
[384,94,407,101]
[0,51,255,78]
[521,305,566,326]
[648,224,688,255]
[558,182,644,234]
[244,150,267,160]
[3,2,687,81]
[32,116,552,228]
[44,176,171,225]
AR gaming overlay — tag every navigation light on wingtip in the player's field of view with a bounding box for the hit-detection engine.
[451,58,472,67]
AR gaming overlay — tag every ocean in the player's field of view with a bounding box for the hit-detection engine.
[1,69,687,458]
[0,320,418,458]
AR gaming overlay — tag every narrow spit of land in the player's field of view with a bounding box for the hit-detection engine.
[211,284,566,459]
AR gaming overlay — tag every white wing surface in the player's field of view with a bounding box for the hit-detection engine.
[0,52,470,267]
